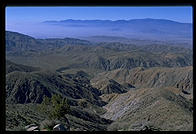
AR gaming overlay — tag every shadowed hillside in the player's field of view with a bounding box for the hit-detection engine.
[6,61,112,131]
[6,60,40,74]
[6,70,104,106]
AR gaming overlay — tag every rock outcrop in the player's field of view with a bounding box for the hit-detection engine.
[25,124,39,131]
[53,124,67,131]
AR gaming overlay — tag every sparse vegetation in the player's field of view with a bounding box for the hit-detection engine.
[6,31,193,131]
[40,94,70,120]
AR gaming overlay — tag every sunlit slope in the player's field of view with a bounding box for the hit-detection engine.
[101,87,193,131]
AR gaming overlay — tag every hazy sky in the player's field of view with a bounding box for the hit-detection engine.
[5,6,193,39]
[6,6,192,24]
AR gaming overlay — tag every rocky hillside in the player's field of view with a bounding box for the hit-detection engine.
[5,31,193,131]
[6,31,192,73]
[6,31,92,56]
[91,78,135,94]
[6,61,112,131]
[91,66,193,100]
[6,31,41,52]
[101,87,193,131]
[6,103,112,131]
[6,69,104,106]
[6,60,40,74]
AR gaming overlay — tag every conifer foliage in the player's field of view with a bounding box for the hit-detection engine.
[40,95,70,120]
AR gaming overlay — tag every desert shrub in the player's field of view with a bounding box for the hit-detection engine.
[50,97,70,119]
[39,94,70,120]
[42,95,51,105]
[78,99,88,108]
[51,94,62,106]
[40,119,56,131]
[38,96,52,115]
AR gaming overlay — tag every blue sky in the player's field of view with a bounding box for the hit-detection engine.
[6,6,192,24]
[5,6,193,39]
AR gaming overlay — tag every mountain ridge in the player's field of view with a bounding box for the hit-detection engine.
[43,18,192,24]
[7,18,191,41]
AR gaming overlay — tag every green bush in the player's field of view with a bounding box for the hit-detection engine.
[40,94,70,120]
[50,97,70,119]
[42,96,51,105]
[38,96,52,115]
[51,94,62,106]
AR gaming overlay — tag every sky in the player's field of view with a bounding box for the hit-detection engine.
[5,6,193,39]
[6,6,192,24]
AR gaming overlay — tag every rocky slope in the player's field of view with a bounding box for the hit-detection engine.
[6,31,192,73]
[91,66,193,100]
[6,103,112,131]
[6,31,91,53]
[5,31,193,131]
[101,87,193,131]
[5,61,113,131]
[6,60,40,74]
[6,70,104,106]
[91,78,135,94]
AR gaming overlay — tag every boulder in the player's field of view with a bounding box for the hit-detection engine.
[26,126,39,131]
[53,124,67,131]
[25,124,37,129]
[25,124,39,131]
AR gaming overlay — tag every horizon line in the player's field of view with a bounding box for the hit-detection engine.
[43,18,192,24]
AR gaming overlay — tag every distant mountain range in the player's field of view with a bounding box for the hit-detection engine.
[42,18,192,42]
[6,18,192,41]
